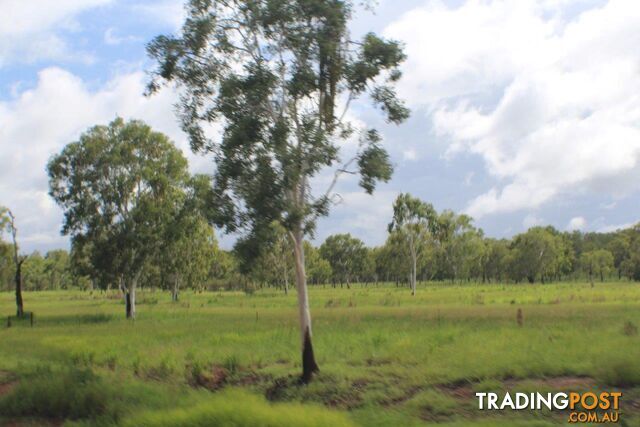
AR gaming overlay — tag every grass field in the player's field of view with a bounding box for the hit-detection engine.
[0,282,639,426]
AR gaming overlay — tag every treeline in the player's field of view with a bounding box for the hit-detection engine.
[248,208,640,289]
[2,213,639,293]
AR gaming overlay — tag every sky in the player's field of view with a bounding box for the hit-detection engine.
[1,0,639,253]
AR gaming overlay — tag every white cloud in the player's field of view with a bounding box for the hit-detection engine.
[104,28,141,45]
[0,67,213,252]
[385,0,640,218]
[131,0,186,31]
[402,148,418,161]
[0,0,112,66]
[567,216,587,231]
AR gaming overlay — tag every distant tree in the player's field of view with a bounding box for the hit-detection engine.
[388,193,438,295]
[481,238,510,283]
[509,227,562,284]
[619,225,640,281]
[449,221,484,282]
[304,241,332,286]
[607,235,631,279]
[163,217,217,300]
[43,250,72,290]
[147,0,409,382]
[22,252,47,290]
[434,210,482,283]
[69,233,116,291]
[375,233,409,285]
[208,249,241,289]
[581,249,614,284]
[0,241,12,291]
[48,118,191,319]
[554,232,577,280]
[158,175,218,300]
[320,234,368,288]
[0,207,27,316]
[361,247,377,285]
[249,222,295,293]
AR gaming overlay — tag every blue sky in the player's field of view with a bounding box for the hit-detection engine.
[1,0,639,252]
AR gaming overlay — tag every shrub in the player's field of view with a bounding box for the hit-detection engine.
[0,365,116,420]
[623,321,638,336]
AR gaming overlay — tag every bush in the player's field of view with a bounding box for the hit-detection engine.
[0,365,117,420]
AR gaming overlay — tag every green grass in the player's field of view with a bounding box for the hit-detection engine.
[0,281,639,426]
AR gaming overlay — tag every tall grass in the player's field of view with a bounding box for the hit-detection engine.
[0,282,638,425]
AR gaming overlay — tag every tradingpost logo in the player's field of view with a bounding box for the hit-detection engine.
[476,391,622,423]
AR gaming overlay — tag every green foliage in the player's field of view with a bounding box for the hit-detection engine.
[0,240,12,291]
[147,0,409,253]
[244,222,295,290]
[509,227,565,284]
[580,249,614,282]
[305,241,333,285]
[320,234,369,285]
[19,250,73,291]
[47,118,197,306]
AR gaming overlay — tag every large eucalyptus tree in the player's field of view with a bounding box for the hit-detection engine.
[48,118,191,319]
[147,0,409,382]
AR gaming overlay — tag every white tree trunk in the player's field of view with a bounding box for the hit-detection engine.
[283,263,289,295]
[409,237,417,296]
[411,255,417,296]
[125,277,137,319]
[130,280,136,318]
[172,275,179,302]
[290,229,319,382]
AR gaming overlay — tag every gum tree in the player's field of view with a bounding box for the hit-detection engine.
[388,194,437,295]
[147,0,409,382]
[319,233,368,288]
[159,175,219,301]
[48,118,191,319]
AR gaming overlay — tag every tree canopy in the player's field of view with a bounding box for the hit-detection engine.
[47,118,193,318]
[147,0,410,383]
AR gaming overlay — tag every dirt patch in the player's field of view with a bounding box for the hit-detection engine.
[188,365,229,390]
[436,381,475,400]
[265,374,363,410]
[235,370,269,386]
[188,364,269,391]
[2,420,64,427]
[0,370,18,397]
[0,381,17,397]
[265,375,298,401]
